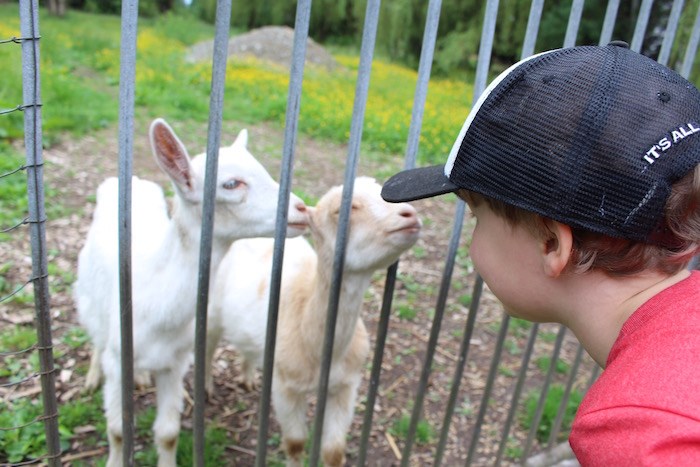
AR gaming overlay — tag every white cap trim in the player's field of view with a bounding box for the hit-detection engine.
[444,49,559,177]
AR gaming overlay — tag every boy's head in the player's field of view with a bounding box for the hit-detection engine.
[382,42,700,275]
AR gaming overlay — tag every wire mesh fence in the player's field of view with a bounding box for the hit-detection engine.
[1,0,699,466]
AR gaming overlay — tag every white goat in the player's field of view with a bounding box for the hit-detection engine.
[205,177,421,466]
[73,118,308,467]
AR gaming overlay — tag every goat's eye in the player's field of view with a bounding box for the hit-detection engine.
[222,179,243,190]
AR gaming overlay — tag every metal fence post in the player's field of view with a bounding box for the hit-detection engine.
[20,0,61,464]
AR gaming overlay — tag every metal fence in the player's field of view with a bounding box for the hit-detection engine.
[2,0,699,465]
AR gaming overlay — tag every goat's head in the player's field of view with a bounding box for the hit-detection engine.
[308,177,421,272]
[149,118,308,241]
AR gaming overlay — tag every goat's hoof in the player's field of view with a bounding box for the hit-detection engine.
[242,379,259,392]
[284,438,305,466]
[135,370,152,389]
[322,446,346,467]
[83,376,100,393]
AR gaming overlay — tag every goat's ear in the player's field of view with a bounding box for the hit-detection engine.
[150,118,193,192]
[231,129,248,149]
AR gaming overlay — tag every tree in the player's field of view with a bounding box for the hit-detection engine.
[47,0,67,16]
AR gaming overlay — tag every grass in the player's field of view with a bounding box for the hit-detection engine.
[389,413,435,445]
[0,3,474,242]
[0,5,474,166]
[520,384,583,444]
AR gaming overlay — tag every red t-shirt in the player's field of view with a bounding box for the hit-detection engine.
[569,271,700,466]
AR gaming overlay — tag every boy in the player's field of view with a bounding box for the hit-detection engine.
[381,42,700,464]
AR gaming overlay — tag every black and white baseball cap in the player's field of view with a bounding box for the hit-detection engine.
[381,42,700,245]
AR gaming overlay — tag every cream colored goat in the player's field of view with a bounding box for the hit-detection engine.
[73,118,308,467]
[205,177,421,466]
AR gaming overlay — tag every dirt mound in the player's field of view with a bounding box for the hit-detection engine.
[186,25,340,71]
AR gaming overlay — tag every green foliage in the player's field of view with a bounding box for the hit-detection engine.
[0,325,36,351]
[0,144,28,232]
[536,356,570,375]
[390,413,434,445]
[70,0,175,18]
[521,384,583,444]
[174,425,230,466]
[0,398,71,463]
[396,303,417,321]
[0,4,474,167]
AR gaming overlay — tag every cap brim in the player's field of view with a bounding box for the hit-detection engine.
[381,164,459,203]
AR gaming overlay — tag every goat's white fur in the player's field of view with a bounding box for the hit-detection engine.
[74,118,308,467]
[205,177,421,466]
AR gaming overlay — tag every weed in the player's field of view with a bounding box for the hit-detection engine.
[504,436,523,459]
[0,325,35,351]
[540,331,558,343]
[508,317,532,336]
[412,245,427,259]
[457,293,472,307]
[61,326,90,350]
[503,338,521,356]
[396,303,418,320]
[389,413,435,445]
[0,398,71,463]
[520,384,583,444]
[536,356,570,375]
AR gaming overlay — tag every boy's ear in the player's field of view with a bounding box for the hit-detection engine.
[541,219,573,278]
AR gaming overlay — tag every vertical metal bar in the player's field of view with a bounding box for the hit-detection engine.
[599,0,621,46]
[192,0,233,464]
[681,2,700,78]
[401,1,499,464]
[631,0,654,53]
[357,262,398,466]
[494,323,540,466]
[433,275,483,467]
[404,0,442,170]
[658,0,685,66]
[548,344,585,447]
[586,364,601,392]
[358,2,441,461]
[521,325,568,461]
[521,0,544,58]
[400,201,467,467]
[563,0,585,48]
[20,1,60,465]
[117,0,139,464]
[466,312,510,465]
[309,1,380,465]
[473,0,500,98]
[255,0,312,464]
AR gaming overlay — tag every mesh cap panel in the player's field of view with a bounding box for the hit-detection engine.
[449,44,700,243]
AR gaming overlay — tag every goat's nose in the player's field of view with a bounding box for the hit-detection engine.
[295,201,307,213]
[398,205,417,218]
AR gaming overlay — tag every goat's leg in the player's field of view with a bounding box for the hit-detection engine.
[321,376,362,467]
[153,366,185,467]
[273,383,308,467]
[84,344,102,391]
[240,354,257,391]
[103,363,124,467]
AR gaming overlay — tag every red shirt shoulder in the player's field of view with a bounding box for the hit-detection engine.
[570,272,700,466]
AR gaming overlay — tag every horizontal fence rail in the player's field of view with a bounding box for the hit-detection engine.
[4,0,700,466]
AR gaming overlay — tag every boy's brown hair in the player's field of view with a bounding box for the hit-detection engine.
[458,165,700,276]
